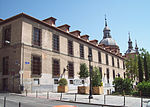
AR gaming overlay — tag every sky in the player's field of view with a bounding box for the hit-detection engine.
[0,0,150,54]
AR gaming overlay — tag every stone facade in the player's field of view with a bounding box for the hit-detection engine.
[0,13,125,93]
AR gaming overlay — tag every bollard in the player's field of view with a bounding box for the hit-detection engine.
[74,93,77,102]
[36,91,38,98]
[19,102,21,107]
[124,95,125,106]
[26,90,27,96]
[123,90,125,106]
[104,95,106,104]
[140,91,143,107]
[60,93,62,100]
[47,91,49,99]
[4,97,6,107]
[89,97,91,103]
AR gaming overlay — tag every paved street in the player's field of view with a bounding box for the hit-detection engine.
[0,92,150,107]
[0,93,107,107]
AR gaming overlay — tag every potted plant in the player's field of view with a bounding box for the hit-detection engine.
[57,78,68,93]
[92,67,103,95]
[78,63,89,94]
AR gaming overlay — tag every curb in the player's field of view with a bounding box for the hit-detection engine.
[55,100,127,107]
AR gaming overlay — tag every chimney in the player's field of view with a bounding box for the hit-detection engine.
[43,17,56,26]
[81,35,89,41]
[0,18,3,23]
[89,39,98,45]
[70,30,81,37]
[57,24,70,33]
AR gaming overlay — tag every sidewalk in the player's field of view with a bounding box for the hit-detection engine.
[12,91,150,107]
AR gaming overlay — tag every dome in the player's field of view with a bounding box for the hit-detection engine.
[100,38,117,46]
[126,49,136,54]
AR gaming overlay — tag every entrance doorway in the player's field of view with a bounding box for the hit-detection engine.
[3,78,8,91]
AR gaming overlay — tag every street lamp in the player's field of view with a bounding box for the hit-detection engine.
[88,53,93,99]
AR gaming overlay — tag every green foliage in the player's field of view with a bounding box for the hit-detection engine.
[137,81,150,97]
[144,55,149,81]
[125,48,150,82]
[138,55,143,82]
[58,78,68,86]
[139,48,150,81]
[79,63,89,79]
[123,78,133,94]
[92,67,102,87]
[125,55,138,80]
[131,90,139,96]
[113,77,133,94]
[113,77,124,93]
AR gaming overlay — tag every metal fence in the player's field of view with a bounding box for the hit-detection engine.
[1,91,150,107]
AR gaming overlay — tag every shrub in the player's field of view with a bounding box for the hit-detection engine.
[123,78,133,94]
[92,67,102,87]
[137,81,150,97]
[58,78,68,86]
[131,90,139,96]
[113,77,133,94]
[79,63,89,79]
[113,77,124,93]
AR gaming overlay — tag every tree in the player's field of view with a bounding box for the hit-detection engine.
[125,55,138,80]
[138,55,143,82]
[79,63,89,85]
[113,77,133,94]
[144,55,149,81]
[92,67,102,87]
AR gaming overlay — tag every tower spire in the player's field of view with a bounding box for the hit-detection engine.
[128,32,133,49]
[135,40,138,53]
[103,15,111,38]
[105,14,107,27]
[128,32,131,41]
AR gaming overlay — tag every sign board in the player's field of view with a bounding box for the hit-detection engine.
[25,62,30,64]
[73,79,82,85]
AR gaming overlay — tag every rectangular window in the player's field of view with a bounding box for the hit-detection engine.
[99,67,102,79]
[98,51,102,63]
[88,47,92,61]
[34,79,40,85]
[106,68,110,83]
[123,61,125,69]
[68,62,74,78]
[54,79,59,84]
[2,56,9,75]
[70,80,73,84]
[53,34,59,52]
[32,55,41,75]
[80,44,84,58]
[68,40,73,56]
[113,70,115,80]
[33,27,41,46]
[117,59,120,68]
[112,56,114,67]
[52,59,60,78]
[2,25,11,47]
[106,54,109,65]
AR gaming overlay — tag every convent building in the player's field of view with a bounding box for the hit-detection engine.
[0,13,126,93]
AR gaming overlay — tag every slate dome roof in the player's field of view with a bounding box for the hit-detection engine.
[126,49,136,54]
[100,38,117,46]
